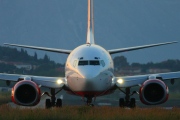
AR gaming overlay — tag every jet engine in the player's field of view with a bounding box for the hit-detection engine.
[11,80,41,106]
[139,79,169,105]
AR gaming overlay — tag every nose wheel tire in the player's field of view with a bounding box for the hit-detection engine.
[86,97,94,106]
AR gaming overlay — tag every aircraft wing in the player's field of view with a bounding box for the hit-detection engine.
[108,41,177,54]
[0,73,65,89]
[115,71,180,88]
[4,43,72,54]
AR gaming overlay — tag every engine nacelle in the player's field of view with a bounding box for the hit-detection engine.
[12,80,41,106]
[139,79,169,105]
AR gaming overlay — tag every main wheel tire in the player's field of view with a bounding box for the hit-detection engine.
[119,98,125,107]
[130,98,136,108]
[45,99,51,109]
[56,99,62,107]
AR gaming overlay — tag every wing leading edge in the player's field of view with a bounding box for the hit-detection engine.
[108,41,178,54]
[115,71,180,88]
[4,43,72,54]
[0,73,65,89]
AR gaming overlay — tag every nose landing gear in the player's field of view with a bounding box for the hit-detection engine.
[83,97,94,106]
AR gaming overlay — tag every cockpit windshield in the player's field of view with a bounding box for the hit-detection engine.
[78,60,100,66]
[89,60,100,65]
[78,61,88,66]
[78,60,106,67]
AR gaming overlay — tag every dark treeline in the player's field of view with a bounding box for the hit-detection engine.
[114,56,180,73]
[0,46,64,76]
[0,46,33,63]
[0,46,180,76]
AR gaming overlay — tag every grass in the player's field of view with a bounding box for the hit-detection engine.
[1,91,180,119]
[0,91,11,105]
[0,105,180,120]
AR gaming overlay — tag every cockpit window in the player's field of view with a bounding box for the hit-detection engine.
[101,60,105,67]
[78,61,88,66]
[73,60,77,67]
[90,60,100,65]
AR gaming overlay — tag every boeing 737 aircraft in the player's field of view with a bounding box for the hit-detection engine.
[0,0,180,108]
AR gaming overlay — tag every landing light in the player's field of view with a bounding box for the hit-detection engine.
[117,79,123,84]
[57,79,63,84]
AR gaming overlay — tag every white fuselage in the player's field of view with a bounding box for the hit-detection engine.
[65,44,115,97]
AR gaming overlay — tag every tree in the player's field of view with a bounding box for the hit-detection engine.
[43,54,50,63]
[34,52,38,60]
[113,56,129,69]
[131,63,141,67]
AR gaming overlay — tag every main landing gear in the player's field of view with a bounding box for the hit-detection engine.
[119,87,138,108]
[42,88,62,109]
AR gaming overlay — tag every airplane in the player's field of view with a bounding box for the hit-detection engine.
[0,0,180,108]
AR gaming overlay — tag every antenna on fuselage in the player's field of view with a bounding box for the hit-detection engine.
[86,0,95,44]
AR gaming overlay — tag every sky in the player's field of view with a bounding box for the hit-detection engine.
[0,0,180,64]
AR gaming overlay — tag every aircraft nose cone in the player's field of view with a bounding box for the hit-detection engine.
[78,68,99,79]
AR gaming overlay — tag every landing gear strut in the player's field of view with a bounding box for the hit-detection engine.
[43,88,62,109]
[86,97,94,106]
[119,87,137,108]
